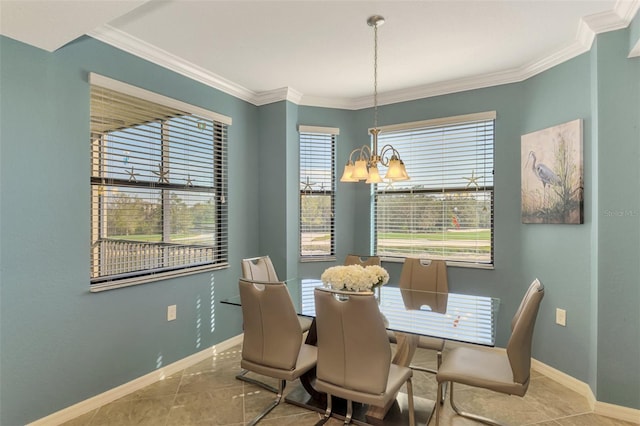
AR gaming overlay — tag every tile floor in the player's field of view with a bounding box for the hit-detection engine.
[61,344,637,426]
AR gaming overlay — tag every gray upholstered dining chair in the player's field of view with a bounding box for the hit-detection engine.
[390,258,449,402]
[399,258,449,313]
[238,257,313,393]
[434,278,545,426]
[241,256,312,331]
[239,278,318,426]
[313,287,416,426]
[241,255,280,281]
[344,254,381,267]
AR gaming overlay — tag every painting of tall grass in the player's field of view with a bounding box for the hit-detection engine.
[521,119,583,224]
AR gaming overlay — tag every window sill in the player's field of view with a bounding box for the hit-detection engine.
[300,256,336,263]
[90,263,228,292]
[379,256,494,270]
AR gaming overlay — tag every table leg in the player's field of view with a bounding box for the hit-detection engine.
[365,331,419,423]
[299,318,326,403]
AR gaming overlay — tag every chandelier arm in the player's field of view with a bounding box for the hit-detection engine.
[347,145,371,164]
[378,144,400,167]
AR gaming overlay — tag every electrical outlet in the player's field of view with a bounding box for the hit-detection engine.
[167,305,177,321]
[555,308,566,326]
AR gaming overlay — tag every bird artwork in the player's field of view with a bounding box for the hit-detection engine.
[521,119,583,224]
[526,151,561,207]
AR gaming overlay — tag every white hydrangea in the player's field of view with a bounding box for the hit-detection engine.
[320,264,389,292]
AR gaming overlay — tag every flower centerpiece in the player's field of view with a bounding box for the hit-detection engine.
[320,264,389,292]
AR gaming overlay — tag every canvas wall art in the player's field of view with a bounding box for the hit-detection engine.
[521,119,583,224]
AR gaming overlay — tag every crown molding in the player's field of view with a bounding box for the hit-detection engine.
[583,10,630,34]
[299,94,362,110]
[614,0,640,24]
[88,25,257,104]
[253,86,304,106]
[88,1,639,110]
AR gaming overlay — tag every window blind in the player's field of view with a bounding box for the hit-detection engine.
[299,126,337,260]
[90,76,229,291]
[374,113,495,266]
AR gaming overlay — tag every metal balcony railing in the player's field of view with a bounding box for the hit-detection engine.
[91,239,216,282]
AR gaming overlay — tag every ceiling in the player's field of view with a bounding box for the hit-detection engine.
[2,1,639,109]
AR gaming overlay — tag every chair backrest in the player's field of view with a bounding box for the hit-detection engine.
[399,258,449,312]
[506,279,545,386]
[344,254,381,267]
[241,256,279,281]
[314,288,391,395]
[239,278,302,370]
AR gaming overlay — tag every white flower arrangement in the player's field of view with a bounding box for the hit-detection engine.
[320,264,389,292]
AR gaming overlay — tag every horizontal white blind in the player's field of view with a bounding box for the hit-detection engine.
[297,279,498,346]
[89,73,232,125]
[90,84,229,289]
[375,115,494,265]
[299,129,336,258]
[378,286,498,346]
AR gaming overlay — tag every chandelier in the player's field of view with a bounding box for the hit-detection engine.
[340,15,409,184]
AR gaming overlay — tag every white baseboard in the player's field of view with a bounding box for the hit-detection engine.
[28,334,244,426]
[30,338,639,426]
[594,401,640,424]
[531,358,596,409]
[532,358,640,424]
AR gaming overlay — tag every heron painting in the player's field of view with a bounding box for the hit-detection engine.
[521,119,583,224]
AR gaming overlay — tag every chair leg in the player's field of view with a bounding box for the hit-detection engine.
[236,369,279,394]
[246,379,286,426]
[436,350,447,404]
[406,377,416,426]
[448,382,506,426]
[344,400,353,425]
[435,381,443,426]
[410,349,446,404]
[314,393,333,426]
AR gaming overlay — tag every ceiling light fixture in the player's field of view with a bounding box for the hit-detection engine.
[340,15,409,184]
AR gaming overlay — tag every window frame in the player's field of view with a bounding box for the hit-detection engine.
[298,125,338,261]
[372,112,495,268]
[89,73,231,292]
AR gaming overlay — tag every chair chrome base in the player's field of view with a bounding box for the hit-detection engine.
[287,384,433,426]
[436,382,507,426]
[313,395,368,426]
[313,392,336,426]
[410,349,446,404]
[236,369,279,394]
[313,379,416,426]
[246,378,286,426]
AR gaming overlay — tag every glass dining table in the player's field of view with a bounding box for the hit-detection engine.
[221,278,500,426]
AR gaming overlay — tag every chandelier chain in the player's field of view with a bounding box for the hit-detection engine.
[373,22,379,130]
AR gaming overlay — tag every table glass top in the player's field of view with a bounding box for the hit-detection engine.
[222,278,500,346]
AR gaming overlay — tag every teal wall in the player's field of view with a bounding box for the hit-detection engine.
[292,22,639,410]
[1,19,639,426]
[593,29,640,408]
[519,52,595,384]
[256,101,288,274]
[0,36,255,425]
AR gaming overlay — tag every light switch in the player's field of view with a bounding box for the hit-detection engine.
[167,305,177,321]
[555,308,566,326]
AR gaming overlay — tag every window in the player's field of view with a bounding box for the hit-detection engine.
[374,112,495,267]
[299,126,338,260]
[90,74,231,291]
